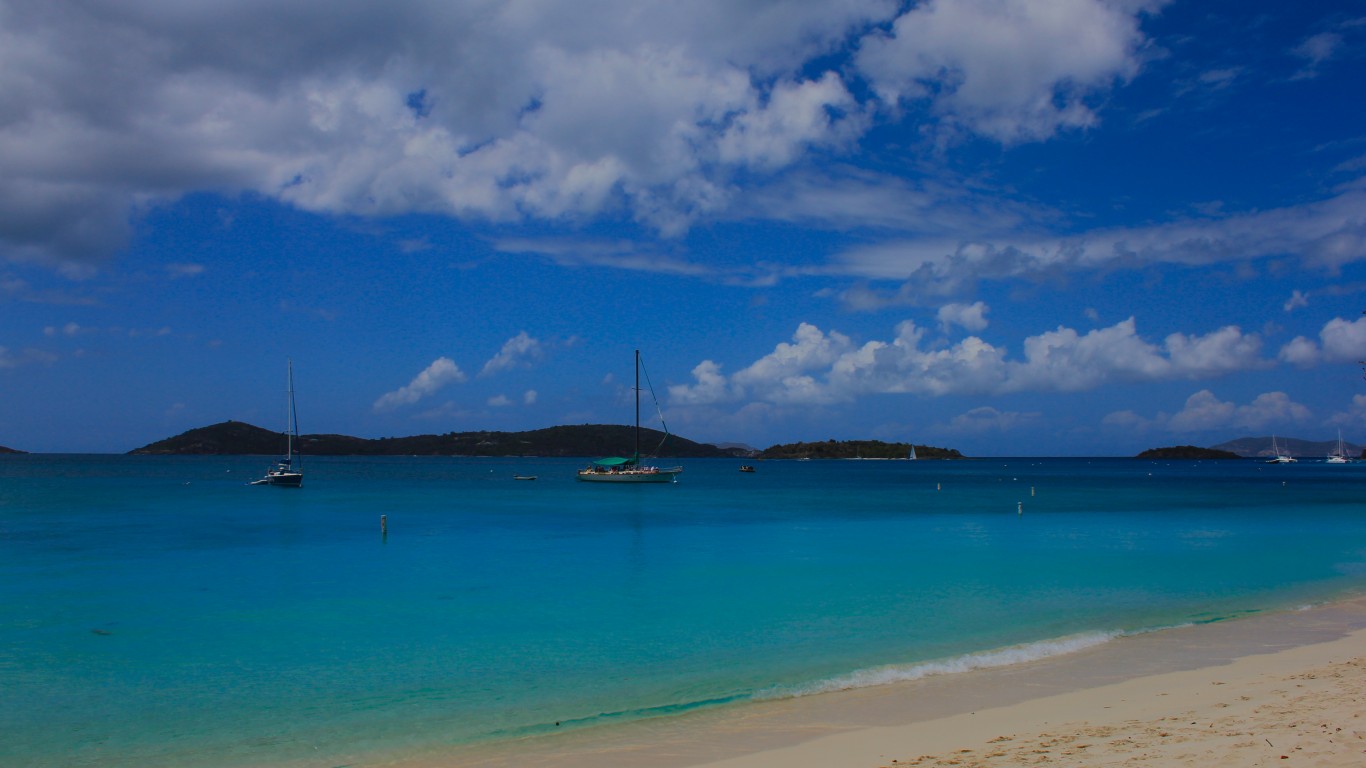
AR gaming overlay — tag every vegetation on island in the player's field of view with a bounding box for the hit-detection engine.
[0,444,25,454]
[1136,445,1241,459]
[129,421,739,458]
[757,439,962,460]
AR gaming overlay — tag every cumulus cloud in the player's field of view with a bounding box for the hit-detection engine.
[670,317,1267,406]
[373,357,467,411]
[480,331,544,377]
[856,0,1157,144]
[1279,316,1366,367]
[0,0,1171,272]
[937,301,989,333]
[0,0,900,269]
[1167,390,1312,433]
[1327,394,1366,428]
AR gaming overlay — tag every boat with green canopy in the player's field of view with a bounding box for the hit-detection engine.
[577,350,682,484]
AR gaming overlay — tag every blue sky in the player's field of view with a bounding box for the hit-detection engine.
[3,0,1366,455]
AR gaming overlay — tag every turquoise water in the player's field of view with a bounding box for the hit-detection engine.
[3,455,1365,767]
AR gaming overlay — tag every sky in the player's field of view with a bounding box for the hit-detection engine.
[3,0,1366,456]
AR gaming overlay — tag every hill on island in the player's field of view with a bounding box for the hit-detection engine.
[757,439,962,460]
[0,444,24,454]
[129,421,740,458]
[1210,436,1362,459]
[1136,446,1241,459]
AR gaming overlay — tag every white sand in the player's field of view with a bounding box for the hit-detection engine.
[697,626,1366,768]
[426,599,1366,768]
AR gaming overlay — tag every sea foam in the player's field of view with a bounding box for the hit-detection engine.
[773,630,1122,699]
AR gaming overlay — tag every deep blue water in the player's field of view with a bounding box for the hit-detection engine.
[2,454,1365,767]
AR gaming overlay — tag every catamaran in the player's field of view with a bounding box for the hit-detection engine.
[577,350,682,484]
[252,360,303,487]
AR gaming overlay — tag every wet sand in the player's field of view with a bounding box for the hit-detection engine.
[426,598,1366,768]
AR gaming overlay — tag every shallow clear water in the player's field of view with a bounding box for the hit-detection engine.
[2,455,1365,767]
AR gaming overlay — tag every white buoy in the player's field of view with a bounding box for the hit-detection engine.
[1017,501,1023,515]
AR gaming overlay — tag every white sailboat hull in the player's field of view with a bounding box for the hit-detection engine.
[577,467,682,483]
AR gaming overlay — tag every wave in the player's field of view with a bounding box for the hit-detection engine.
[766,630,1123,700]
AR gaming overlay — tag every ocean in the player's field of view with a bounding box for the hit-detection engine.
[2,454,1364,767]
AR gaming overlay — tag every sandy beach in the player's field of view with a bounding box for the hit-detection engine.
[448,598,1366,768]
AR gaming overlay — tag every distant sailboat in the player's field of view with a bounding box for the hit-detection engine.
[1264,435,1296,464]
[1326,430,1351,464]
[908,444,918,461]
[252,360,303,487]
[577,350,683,484]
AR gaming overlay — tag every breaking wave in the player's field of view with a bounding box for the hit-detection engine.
[767,630,1124,700]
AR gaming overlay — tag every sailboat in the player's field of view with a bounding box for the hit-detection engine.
[1326,430,1351,464]
[908,444,917,461]
[577,350,683,484]
[1264,435,1296,464]
[252,360,303,487]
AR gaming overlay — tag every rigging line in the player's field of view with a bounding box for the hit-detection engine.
[637,354,671,456]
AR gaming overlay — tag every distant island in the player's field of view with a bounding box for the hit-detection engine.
[0,444,24,454]
[1136,445,1241,460]
[129,422,970,460]
[130,421,740,458]
[757,439,961,460]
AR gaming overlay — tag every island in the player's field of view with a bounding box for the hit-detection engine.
[1136,445,1242,459]
[0,444,24,454]
[757,439,961,460]
[130,421,740,458]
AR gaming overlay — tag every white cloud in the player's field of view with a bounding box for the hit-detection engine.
[1327,394,1366,428]
[1290,32,1343,79]
[856,0,1155,144]
[830,189,1366,301]
[670,317,1267,407]
[1319,316,1366,361]
[937,301,989,333]
[480,331,544,377]
[0,0,900,270]
[43,322,82,337]
[523,389,537,405]
[1279,316,1366,367]
[1283,289,1309,311]
[373,357,467,411]
[1167,389,1312,433]
[488,394,512,407]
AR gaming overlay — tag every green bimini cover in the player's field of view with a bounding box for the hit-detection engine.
[592,455,640,467]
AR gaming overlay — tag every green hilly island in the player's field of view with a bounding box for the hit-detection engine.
[129,422,963,460]
[1135,446,1241,459]
[130,421,739,458]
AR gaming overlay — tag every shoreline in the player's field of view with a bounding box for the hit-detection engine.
[432,596,1366,768]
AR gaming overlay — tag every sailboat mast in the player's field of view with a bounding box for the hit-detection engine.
[634,349,641,461]
[286,359,297,466]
